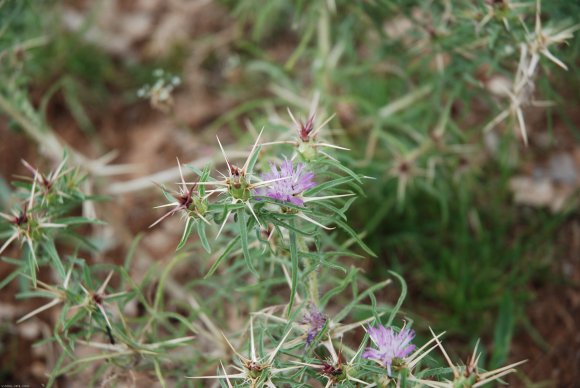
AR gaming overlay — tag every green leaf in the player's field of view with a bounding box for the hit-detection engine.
[42,239,66,279]
[237,208,257,275]
[63,308,87,331]
[320,268,359,307]
[312,200,348,221]
[58,230,99,252]
[490,295,515,369]
[124,234,143,272]
[26,246,37,288]
[305,175,356,196]
[334,279,390,323]
[153,252,189,312]
[268,215,311,236]
[318,159,362,184]
[332,218,376,257]
[176,217,195,251]
[197,221,211,253]
[47,351,67,387]
[53,217,106,226]
[204,235,241,278]
[386,270,407,326]
[160,185,174,202]
[0,269,20,290]
[199,165,211,196]
[153,359,167,388]
[287,222,298,316]
[246,144,262,176]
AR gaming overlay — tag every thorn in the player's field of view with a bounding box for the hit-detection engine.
[216,135,232,173]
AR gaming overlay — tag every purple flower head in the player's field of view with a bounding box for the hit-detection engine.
[362,325,416,376]
[259,160,316,206]
[302,304,327,345]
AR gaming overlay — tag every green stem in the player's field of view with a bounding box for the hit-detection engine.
[296,233,319,306]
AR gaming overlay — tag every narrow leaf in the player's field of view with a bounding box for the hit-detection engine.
[197,221,211,253]
[287,223,298,316]
[205,235,241,278]
[238,209,257,275]
[333,218,376,257]
[42,239,66,279]
[386,270,407,326]
[176,217,195,251]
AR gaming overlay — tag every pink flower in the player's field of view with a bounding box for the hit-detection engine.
[363,325,416,376]
[259,160,316,206]
[302,304,327,344]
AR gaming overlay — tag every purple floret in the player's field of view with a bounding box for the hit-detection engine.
[260,160,316,206]
[302,304,327,344]
[362,325,416,376]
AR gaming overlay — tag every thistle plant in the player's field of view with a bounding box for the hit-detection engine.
[409,330,528,388]
[0,158,94,286]
[0,106,527,385]
[2,0,576,386]
[187,319,299,387]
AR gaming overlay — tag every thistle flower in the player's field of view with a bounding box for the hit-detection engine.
[484,0,577,146]
[149,158,210,228]
[302,304,327,344]
[255,158,354,230]
[408,329,527,388]
[17,266,74,324]
[187,318,299,387]
[388,148,428,203]
[186,129,350,235]
[255,279,393,348]
[261,93,348,161]
[527,0,579,74]
[79,270,125,337]
[483,44,537,145]
[21,159,67,197]
[259,160,316,206]
[184,129,283,236]
[293,336,373,387]
[476,0,531,32]
[363,325,416,376]
[0,177,65,285]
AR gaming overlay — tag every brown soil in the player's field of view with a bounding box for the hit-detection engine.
[509,219,580,387]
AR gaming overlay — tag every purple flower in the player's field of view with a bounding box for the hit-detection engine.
[363,325,416,376]
[259,160,316,206]
[302,304,327,344]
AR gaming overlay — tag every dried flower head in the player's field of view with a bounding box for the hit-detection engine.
[137,69,181,112]
[527,0,579,74]
[363,325,416,376]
